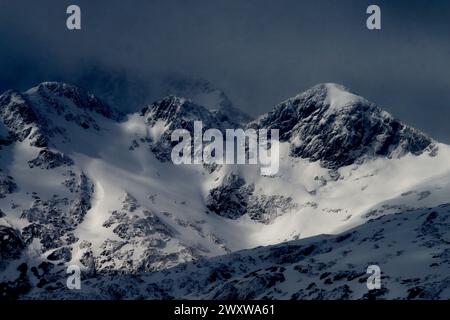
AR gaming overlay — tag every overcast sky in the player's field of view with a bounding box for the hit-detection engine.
[1,0,449,142]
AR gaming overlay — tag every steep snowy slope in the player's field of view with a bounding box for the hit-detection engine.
[0,81,449,299]
[27,204,450,300]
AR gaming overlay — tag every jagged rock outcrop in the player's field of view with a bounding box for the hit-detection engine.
[206,174,254,219]
[28,149,74,169]
[0,82,122,149]
[206,173,297,222]
[140,95,242,161]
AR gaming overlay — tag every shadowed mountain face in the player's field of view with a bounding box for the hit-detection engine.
[0,81,449,300]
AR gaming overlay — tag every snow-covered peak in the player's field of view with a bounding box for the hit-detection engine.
[0,82,125,154]
[141,95,241,130]
[289,83,369,113]
[322,83,366,111]
[25,81,122,121]
[251,84,435,169]
[142,95,215,125]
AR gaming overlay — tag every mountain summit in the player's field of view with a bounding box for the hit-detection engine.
[251,83,436,168]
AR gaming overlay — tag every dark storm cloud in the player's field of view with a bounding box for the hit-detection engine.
[0,0,449,142]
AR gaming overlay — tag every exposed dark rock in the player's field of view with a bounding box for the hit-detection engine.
[28,149,74,169]
[47,247,72,262]
[206,173,297,222]
[206,173,253,219]
[140,95,242,162]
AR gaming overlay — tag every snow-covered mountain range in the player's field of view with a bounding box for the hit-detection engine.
[1,81,449,299]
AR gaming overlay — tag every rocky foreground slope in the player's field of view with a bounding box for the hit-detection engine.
[24,204,450,300]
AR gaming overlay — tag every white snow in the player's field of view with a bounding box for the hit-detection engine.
[324,83,366,111]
